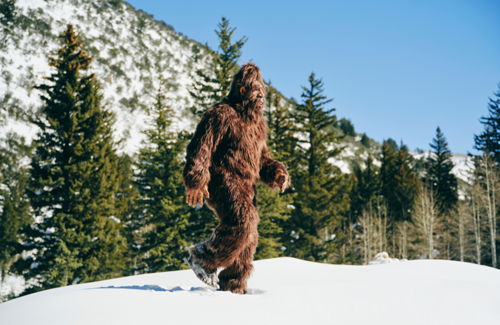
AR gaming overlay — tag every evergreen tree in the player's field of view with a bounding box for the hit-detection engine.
[115,154,140,275]
[264,85,297,166]
[378,141,419,259]
[474,83,500,163]
[0,133,32,299]
[285,73,350,262]
[339,118,355,137]
[254,86,295,260]
[380,141,419,222]
[360,133,370,147]
[135,76,190,273]
[0,0,16,25]
[427,126,458,215]
[18,25,126,292]
[350,156,380,218]
[380,141,399,215]
[386,138,399,152]
[394,149,419,220]
[189,17,247,117]
[255,184,293,260]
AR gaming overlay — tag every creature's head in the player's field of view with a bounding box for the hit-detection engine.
[227,63,266,110]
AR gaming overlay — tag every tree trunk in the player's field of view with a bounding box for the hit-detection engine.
[472,191,482,265]
[458,204,465,262]
[484,155,497,267]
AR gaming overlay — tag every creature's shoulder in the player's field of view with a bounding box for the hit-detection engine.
[204,102,237,123]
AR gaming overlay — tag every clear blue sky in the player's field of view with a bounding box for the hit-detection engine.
[127,0,499,154]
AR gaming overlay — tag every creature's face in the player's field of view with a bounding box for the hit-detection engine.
[240,82,265,108]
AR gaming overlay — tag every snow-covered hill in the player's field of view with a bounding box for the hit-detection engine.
[0,0,471,175]
[1,0,211,153]
[1,257,499,325]
[410,151,473,182]
[0,0,399,169]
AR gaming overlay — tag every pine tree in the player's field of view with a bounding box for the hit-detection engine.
[284,73,350,262]
[427,127,458,215]
[254,86,295,260]
[0,0,16,25]
[213,17,247,98]
[347,155,382,264]
[394,149,419,220]
[339,118,356,137]
[424,127,457,260]
[379,141,420,259]
[255,184,293,260]
[380,141,399,215]
[265,85,297,166]
[387,137,400,151]
[360,133,370,147]
[189,17,247,117]
[115,154,140,275]
[474,83,500,163]
[135,76,190,273]
[0,133,32,300]
[350,156,380,218]
[18,25,126,292]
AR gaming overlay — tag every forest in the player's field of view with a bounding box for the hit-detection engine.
[1,18,499,300]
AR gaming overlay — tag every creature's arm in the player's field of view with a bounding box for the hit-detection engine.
[183,110,222,206]
[259,146,290,193]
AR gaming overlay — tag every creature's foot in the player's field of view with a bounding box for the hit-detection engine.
[184,257,219,288]
[218,279,247,294]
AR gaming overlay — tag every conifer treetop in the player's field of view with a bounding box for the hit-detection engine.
[214,17,247,98]
[52,25,91,67]
[189,17,247,117]
[474,82,500,162]
[427,126,458,215]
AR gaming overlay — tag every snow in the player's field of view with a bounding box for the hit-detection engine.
[0,275,24,298]
[2,0,212,155]
[1,257,499,325]
[410,151,473,182]
[369,251,407,264]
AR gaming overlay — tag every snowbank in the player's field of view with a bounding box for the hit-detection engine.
[1,257,499,325]
[369,251,407,264]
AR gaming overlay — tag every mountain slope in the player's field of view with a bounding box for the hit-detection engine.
[1,0,212,153]
[0,0,471,175]
[1,257,499,325]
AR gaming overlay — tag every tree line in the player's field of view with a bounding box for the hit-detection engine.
[0,19,499,300]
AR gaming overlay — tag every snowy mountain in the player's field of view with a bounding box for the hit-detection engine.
[1,0,212,153]
[1,257,499,325]
[0,0,398,171]
[0,0,470,175]
[410,151,473,182]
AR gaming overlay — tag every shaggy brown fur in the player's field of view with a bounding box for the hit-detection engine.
[183,62,290,294]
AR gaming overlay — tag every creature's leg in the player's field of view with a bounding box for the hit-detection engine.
[188,180,259,291]
[189,210,259,272]
[218,184,259,294]
[218,226,259,294]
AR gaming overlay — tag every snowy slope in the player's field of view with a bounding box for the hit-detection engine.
[1,0,212,153]
[410,151,473,182]
[2,0,472,174]
[1,257,499,325]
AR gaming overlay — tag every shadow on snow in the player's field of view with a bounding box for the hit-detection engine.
[91,284,265,295]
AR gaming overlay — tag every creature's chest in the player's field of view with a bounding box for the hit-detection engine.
[225,118,266,163]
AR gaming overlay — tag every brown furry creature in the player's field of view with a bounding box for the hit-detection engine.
[183,62,290,294]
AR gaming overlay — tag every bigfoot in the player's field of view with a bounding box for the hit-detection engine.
[183,63,290,294]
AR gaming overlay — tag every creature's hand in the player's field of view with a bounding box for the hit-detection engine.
[275,170,289,193]
[186,186,209,207]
